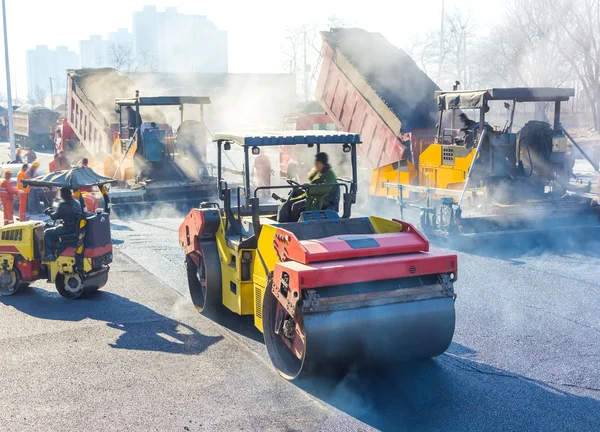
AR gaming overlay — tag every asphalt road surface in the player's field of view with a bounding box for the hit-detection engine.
[2,212,600,431]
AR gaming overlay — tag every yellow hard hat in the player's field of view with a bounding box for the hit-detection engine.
[32,161,40,168]
[4,169,12,176]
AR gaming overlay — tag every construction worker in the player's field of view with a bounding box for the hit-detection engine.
[24,147,37,163]
[458,113,477,149]
[77,157,98,211]
[42,187,83,261]
[26,161,39,178]
[27,161,44,214]
[252,152,272,199]
[16,164,29,221]
[0,170,18,225]
[11,148,23,164]
[55,128,62,152]
[278,152,337,223]
[49,153,60,172]
[57,151,69,170]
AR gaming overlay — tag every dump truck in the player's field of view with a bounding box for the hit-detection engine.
[315,28,439,191]
[66,68,216,208]
[316,28,600,244]
[179,131,457,379]
[13,105,59,150]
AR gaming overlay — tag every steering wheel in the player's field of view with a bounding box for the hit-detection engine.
[286,179,301,187]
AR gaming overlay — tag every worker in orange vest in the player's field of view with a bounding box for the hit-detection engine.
[57,151,69,171]
[16,164,29,221]
[77,157,98,212]
[0,170,18,225]
[252,152,272,199]
[49,153,60,173]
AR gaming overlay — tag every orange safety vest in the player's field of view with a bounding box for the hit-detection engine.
[0,178,16,196]
[16,170,28,193]
[49,159,59,173]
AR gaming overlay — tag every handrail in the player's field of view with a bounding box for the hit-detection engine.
[458,129,487,208]
[560,124,599,174]
[252,182,348,199]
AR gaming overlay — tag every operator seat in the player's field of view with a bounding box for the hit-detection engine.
[322,187,340,213]
[53,214,86,256]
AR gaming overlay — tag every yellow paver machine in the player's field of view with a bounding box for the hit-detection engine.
[371,88,600,244]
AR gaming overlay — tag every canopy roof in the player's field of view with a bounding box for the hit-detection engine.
[437,88,575,110]
[22,167,117,188]
[213,131,361,147]
[115,96,211,107]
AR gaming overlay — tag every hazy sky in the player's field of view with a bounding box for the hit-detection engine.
[0,0,504,99]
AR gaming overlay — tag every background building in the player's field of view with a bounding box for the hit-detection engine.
[26,45,79,106]
[79,35,107,68]
[25,6,228,106]
[133,6,228,73]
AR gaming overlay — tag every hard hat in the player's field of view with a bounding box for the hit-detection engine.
[4,170,12,176]
[32,161,40,168]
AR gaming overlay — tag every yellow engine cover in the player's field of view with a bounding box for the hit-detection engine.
[0,221,41,261]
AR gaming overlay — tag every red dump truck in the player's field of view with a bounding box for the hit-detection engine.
[315,28,440,196]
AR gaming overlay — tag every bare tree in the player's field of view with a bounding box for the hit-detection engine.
[34,86,47,106]
[508,0,600,129]
[477,2,573,120]
[136,48,158,73]
[442,9,478,88]
[553,0,600,130]
[404,8,482,89]
[282,16,353,101]
[108,42,132,72]
[405,31,440,77]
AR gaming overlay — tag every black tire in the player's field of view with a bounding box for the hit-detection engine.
[186,241,222,313]
[0,268,21,296]
[262,281,309,381]
[55,274,85,300]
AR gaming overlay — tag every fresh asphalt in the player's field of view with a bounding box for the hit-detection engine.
[0,156,599,430]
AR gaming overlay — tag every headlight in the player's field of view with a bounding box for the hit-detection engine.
[242,251,252,261]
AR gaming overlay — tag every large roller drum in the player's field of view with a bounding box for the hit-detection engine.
[263,275,456,380]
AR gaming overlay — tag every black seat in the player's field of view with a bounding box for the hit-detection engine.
[54,216,86,254]
[323,187,340,212]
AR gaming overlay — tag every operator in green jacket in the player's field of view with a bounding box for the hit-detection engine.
[278,152,338,222]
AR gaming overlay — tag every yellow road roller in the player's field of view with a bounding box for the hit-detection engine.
[179,131,458,379]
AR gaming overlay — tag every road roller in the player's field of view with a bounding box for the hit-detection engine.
[0,167,114,299]
[179,131,458,379]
